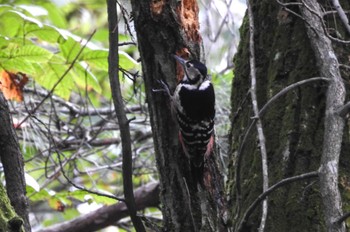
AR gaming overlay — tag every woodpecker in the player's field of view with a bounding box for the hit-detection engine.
[172,55,215,167]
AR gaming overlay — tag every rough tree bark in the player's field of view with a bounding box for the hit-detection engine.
[299,1,346,231]
[130,0,226,231]
[0,92,29,232]
[229,0,350,231]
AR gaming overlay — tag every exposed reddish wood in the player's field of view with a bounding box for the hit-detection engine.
[150,0,166,16]
[175,48,190,82]
[176,0,202,43]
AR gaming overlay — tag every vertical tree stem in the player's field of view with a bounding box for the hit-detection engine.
[247,1,269,231]
[0,93,30,231]
[106,1,145,231]
[299,1,346,231]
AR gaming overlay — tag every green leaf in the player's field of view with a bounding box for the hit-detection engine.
[28,188,51,202]
[26,23,65,43]
[34,61,74,99]
[41,2,67,28]
[0,36,10,49]
[1,59,36,74]
[0,44,52,74]
[25,173,40,192]
[72,62,102,93]
[14,45,53,62]
[59,37,83,63]
[0,10,22,37]
[119,51,139,70]
[81,50,139,71]
[80,50,108,71]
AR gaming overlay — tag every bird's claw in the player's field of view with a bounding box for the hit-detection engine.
[152,80,172,97]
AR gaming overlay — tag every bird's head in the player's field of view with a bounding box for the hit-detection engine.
[173,55,207,86]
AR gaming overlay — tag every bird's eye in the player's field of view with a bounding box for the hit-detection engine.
[186,62,191,68]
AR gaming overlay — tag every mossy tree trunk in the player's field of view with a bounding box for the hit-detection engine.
[228,0,350,231]
[0,92,28,232]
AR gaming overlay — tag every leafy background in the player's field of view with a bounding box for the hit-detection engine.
[0,0,244,231]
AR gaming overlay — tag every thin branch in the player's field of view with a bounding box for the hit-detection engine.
[247,1,268,231]
[119,41,137,46]
[301,0,350,44]
[335,212,350,225]
[337,101,350,118]
[34,119,125,202]
[259,77,329,117]
[54,151,124,201]
[107,1,146,231]
[277,0,350,44]
[236,171,319,232]
[56,138,121,148]
[330,0,350,36]
[23,88,143,116]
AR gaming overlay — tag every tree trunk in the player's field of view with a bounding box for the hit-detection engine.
[0,92,28,232]
[228,0,350,231]
[130,1,225,231]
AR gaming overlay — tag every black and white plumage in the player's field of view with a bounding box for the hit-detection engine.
[172,55,215,167]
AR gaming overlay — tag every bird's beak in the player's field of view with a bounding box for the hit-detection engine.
[172,54,187,67]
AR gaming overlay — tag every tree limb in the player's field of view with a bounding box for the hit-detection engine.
[37,182,160,232]
[299,1,346,231]
[106,1,146,231]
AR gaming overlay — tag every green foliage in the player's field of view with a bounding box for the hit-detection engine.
[0,3,139,99]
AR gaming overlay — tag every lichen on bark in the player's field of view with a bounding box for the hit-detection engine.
[0,183,24,232]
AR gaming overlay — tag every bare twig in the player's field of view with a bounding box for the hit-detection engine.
[335,212,350,225]
[259,77,329,116]
[107,1,146,231]
[247,1,268,231]
[52,150,124,201]
[337,101,350,117]
[236,171,319,232]
[276,0,350,44]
